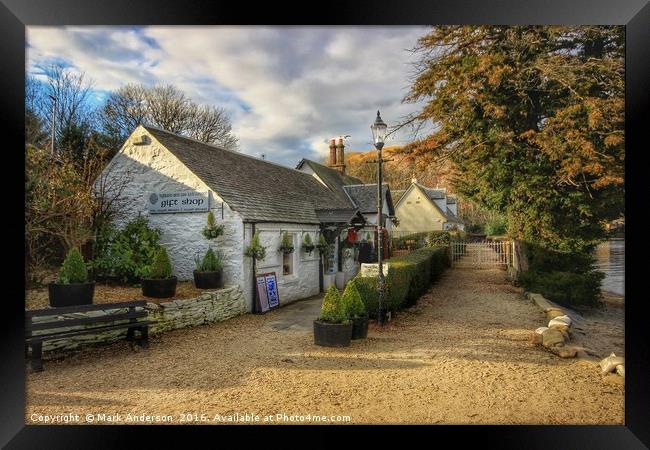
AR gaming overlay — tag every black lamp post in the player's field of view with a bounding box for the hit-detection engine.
[370,110,388,326]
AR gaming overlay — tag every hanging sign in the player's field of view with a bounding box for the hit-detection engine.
[255,272,280,313]
[147,191,209,214]
[359,263,390,277]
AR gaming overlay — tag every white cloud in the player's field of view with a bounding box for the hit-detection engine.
[26,25,430,166]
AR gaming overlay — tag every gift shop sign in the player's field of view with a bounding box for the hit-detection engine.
[147,191,209,213]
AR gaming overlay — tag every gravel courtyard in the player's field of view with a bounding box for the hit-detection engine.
[26,268,624,425]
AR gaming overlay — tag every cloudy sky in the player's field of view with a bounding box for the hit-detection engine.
[26,26,431,166]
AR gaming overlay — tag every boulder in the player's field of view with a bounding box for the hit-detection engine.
[545,308,565,320]
[530,327,548,345]
[549,323,570,334]
[550,345,578,358]
[616,364,625,378]
[549,315,572,327]
[529,331,542,345]
[542,328,566,348]
[599,353,625,374]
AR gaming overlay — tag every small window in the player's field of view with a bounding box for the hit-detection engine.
[407,201,412,205]
[415,200,420,204]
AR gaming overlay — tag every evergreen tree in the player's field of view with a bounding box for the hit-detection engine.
[404,26,624,253]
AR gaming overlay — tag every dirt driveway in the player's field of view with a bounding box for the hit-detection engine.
[26,268,624,425]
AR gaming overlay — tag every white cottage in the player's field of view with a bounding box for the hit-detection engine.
[97,125,393,312]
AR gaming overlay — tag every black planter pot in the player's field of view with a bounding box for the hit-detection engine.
[193,269,224,289]
[351,316,369,340]
[141,276,177,298]
[48,282,95,307]
[313,320,353,347]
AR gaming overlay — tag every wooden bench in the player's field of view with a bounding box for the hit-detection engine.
[25,300,152,372]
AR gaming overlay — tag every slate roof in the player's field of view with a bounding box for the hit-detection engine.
[144,126,355,224]
[418,185,446,200]
[343,184,395,216]
[295,159,363,206]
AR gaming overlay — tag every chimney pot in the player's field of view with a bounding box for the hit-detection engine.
[329,138,337,167]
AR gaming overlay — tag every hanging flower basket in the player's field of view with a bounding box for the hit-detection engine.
[279,231,294,254]
[303,244,315,255]
[202,212,224,239]
[244,231,267,261]
[280,245,295,255]
[302,233,315,255]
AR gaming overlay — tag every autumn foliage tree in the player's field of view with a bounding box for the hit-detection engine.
[402,26,624,254]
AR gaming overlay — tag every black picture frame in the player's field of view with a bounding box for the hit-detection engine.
[3,0,648,447]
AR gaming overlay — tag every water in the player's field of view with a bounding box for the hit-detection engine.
[594,238,625,296]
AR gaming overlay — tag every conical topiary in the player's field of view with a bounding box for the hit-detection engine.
[319,285,348,324]
[58,247,88,284]
[149,247,173,279]
[341,279,367,319]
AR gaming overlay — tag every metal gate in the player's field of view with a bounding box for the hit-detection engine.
[450,240,511,268]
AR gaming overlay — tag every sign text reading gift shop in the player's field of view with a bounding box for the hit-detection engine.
[148,191,209,214]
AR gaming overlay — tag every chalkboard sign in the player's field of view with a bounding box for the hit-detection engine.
[255,272,280,313]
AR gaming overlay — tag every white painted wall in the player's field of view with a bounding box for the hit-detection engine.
[244,223,322,309]
[96,126,246,293]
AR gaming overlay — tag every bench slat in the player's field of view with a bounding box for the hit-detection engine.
[26,300,148,317]
[28,310,148,333]
[26,320,153,344]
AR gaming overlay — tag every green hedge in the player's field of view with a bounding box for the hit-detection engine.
[517,242,603,309]
[354,246,450,317]
[518,270,604,309]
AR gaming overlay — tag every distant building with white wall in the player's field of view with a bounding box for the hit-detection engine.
[392,178,464,232]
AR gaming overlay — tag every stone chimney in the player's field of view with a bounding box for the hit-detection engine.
[328,138,337,167]
[335,137,346,174]
[411,174,418,184]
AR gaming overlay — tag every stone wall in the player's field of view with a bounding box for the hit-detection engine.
[36,285,245,354]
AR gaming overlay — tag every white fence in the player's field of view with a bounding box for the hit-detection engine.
[450,240,511,268]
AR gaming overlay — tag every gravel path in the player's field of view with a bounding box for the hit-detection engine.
[26,268,624,425]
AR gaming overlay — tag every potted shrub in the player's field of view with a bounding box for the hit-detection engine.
[302,233,315,255]
[193,248,224,289]
[48,247,95,307]
[313,285,353,347]
[244,231,267,260]
[202,211,224,240]
[342,280,368,339]
[141,247,177,298]
[279,231,294,254]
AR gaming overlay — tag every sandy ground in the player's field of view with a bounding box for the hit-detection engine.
[25,268,624,425]
[26,281,208,310]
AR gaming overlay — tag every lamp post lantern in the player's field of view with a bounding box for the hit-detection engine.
[370,110,388,326]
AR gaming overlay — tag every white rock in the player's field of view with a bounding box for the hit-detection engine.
[535,327,549,334]
[616,364,625,378]
[599,353,625,374]
[549,315,572,328]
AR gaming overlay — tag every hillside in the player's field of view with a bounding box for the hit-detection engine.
[339,146,457,192]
